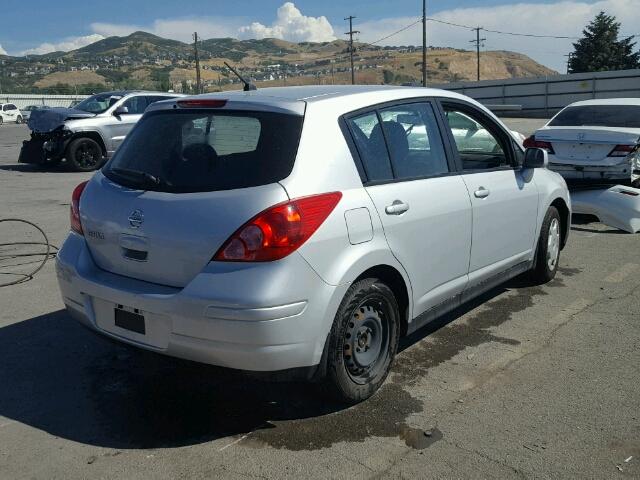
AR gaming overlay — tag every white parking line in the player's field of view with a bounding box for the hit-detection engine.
[604,263,640,283]
[218,433,251,452]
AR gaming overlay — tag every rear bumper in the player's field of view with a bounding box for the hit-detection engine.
[55,233,348,372]
[549,161,630,182]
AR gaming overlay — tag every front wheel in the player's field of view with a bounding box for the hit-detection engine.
[324,278,400,404]
[16,115,23,124]
[66,137,104,172]
[529,206,561,284]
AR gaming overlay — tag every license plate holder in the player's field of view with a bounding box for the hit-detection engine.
[114,307,146,335]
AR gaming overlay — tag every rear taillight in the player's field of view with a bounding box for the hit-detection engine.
[523,135,555,154]
[608,144,636,157]
[214,192,342,262]
[177,99,227,108]
[70,181,88,235]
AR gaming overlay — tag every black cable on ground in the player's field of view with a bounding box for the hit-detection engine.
[0,219,59,288]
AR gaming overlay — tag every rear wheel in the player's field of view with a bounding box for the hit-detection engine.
[16,115,23,124]
[0,117,3,126]
[66,137,104,172]
[325,278,400,404]
[530,206,561,284]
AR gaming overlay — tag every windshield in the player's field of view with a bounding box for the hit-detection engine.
[103,110,303,193]
[550,105,640,129]
[74,93,122,114]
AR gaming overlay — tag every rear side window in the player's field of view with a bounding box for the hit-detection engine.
[104,110,303,193]
[378,102,449,179]
[549,105,640,128]
[347,112,394,182]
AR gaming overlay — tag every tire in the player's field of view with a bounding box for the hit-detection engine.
[0,117,3,126]
[66,137,104,172]
[529,206,561,284]
[324,278,400,404]
[16,115,23,124]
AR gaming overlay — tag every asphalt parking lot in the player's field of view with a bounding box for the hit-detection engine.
[1,121,638,479]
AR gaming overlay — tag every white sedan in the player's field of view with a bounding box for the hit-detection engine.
[525,99,640,183]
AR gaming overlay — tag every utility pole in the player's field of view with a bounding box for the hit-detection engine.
[564,53,574,74]
[344,16,360,85]
[470,27,486,82]
[422,0,427,87]
[193,32,202,94]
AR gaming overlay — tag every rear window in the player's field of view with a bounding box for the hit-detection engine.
[103,110,303,193]
[549,105,640,128]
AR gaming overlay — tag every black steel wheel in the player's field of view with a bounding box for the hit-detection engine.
[67,137,104,172]
[325,278,400,403]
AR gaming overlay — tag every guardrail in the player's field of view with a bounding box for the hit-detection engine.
[0,94,89,109]
[433,68,640,117]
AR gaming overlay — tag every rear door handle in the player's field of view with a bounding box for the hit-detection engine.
[385,200,410,215]
[474,187,490,199]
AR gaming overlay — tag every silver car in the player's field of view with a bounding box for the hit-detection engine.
[56,86,571,403]
[19,91,182,171]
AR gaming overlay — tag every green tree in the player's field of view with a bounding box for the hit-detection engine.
[569,11,640,73]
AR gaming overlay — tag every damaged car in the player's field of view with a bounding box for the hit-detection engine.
[524,99,640,184]
[19,91,182,171]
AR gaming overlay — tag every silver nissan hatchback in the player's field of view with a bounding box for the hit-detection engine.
[56,86,570,403]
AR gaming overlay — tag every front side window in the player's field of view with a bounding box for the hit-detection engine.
[444,106,509,170]
[122,96,148,115]
[6,104,16,111]
[378,102,449,179]
[104,110,303,193]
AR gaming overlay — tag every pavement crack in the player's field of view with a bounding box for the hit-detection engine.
[443,438,529,478]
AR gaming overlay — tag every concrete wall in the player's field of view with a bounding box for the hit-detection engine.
[0,94,89,109]
[433,69,640,117]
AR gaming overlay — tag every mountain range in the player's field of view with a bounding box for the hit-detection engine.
[0,31,557,93]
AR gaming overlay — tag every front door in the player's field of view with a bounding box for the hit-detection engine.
[107,96,149,152]
[440,104,539,284]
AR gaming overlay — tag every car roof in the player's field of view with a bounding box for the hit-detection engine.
[565,98,640,107]
[204,85,466,103]
[93,90,178,97]
[150,85,476,117]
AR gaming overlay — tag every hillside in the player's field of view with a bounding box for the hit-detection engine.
[1,31,557,94]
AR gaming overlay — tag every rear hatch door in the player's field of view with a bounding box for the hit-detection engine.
[81,175,288,287]
[80,103,304,288]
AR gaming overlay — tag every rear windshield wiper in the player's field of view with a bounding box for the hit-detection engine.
[110,167,162,186]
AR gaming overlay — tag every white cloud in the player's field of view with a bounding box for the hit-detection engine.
[92,17,240,43]
[0,44,7,55]
[356,0,640,72]
[238,2,335,42]
[21,34,105,55]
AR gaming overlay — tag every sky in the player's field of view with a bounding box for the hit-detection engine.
[1,0,639,71]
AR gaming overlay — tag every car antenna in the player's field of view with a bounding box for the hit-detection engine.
[224,62,257,91]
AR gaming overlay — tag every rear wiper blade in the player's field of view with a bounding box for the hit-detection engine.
[111,167,161,186]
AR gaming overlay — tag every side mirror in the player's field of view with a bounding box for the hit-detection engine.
[114,105,129,116]
[523,147,548,169]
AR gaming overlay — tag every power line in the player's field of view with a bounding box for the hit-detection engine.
[367,19,422,46]
[426,17,580,39]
